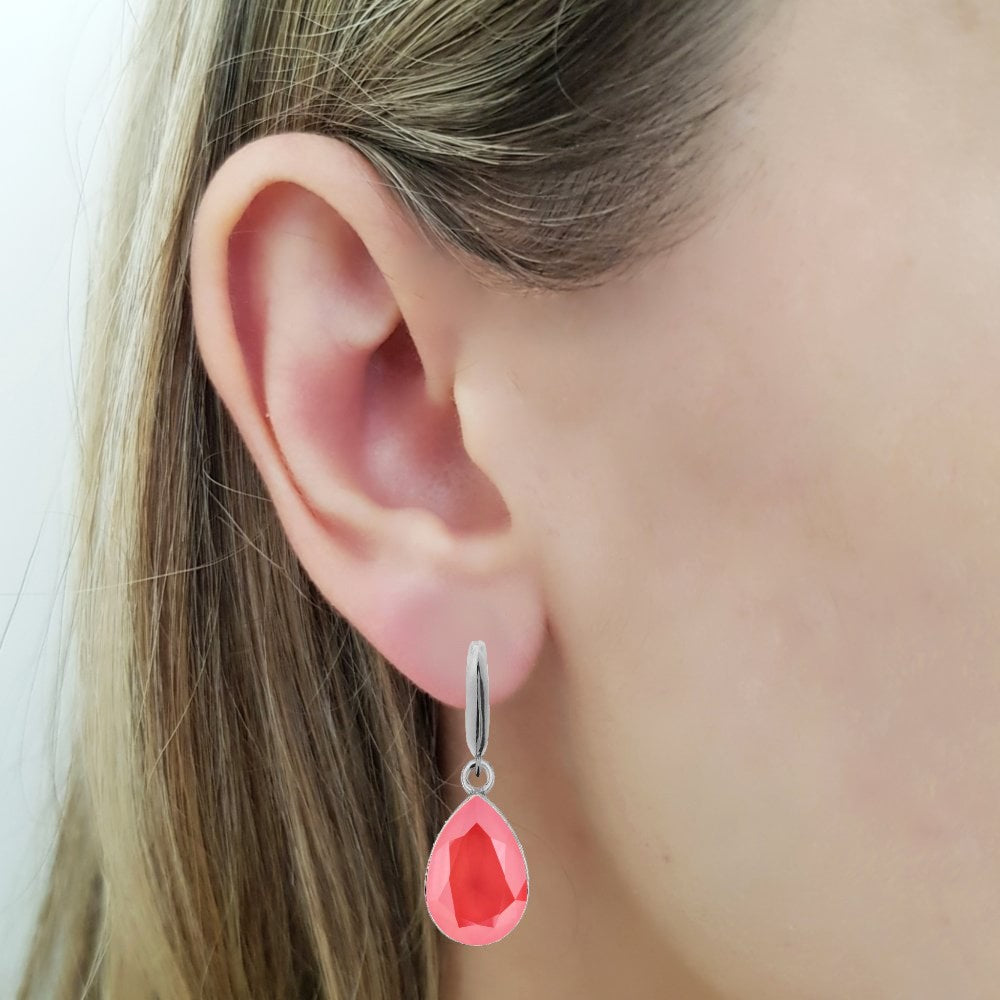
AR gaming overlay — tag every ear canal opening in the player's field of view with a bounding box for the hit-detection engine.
[360,319,512,537]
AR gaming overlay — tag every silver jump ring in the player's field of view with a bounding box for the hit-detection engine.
[460,757,495,795]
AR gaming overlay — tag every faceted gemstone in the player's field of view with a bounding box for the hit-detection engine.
[425,793,529,946]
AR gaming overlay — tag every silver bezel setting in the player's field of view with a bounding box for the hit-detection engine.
[423,789,530,947]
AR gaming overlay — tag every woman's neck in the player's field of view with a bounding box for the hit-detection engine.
[434,667,722,1000]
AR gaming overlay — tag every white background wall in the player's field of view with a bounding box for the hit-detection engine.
[0,0,142,990]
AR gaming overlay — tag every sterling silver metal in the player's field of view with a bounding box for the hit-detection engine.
[460,757,495,795]
[465,639,490,762]
[463,639,493,791]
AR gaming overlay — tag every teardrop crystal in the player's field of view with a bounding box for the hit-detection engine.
[424,793,529,946]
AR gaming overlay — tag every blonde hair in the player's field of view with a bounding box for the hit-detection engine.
[19,1,771,996]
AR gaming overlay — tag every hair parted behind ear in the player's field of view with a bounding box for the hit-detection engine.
[209,0,772,289]
[18,1,774,998]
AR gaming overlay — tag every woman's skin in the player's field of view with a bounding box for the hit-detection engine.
[188,0,1000,996]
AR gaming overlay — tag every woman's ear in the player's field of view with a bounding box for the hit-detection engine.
[188,132,545,707]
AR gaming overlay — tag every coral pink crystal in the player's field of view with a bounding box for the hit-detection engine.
[425,794,528,945]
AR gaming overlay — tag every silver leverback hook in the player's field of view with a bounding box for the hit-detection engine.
[462,640,494,794]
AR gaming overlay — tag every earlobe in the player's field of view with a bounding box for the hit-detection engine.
[188,133,546,707]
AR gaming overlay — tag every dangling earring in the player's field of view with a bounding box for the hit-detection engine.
[424,640,529,945]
